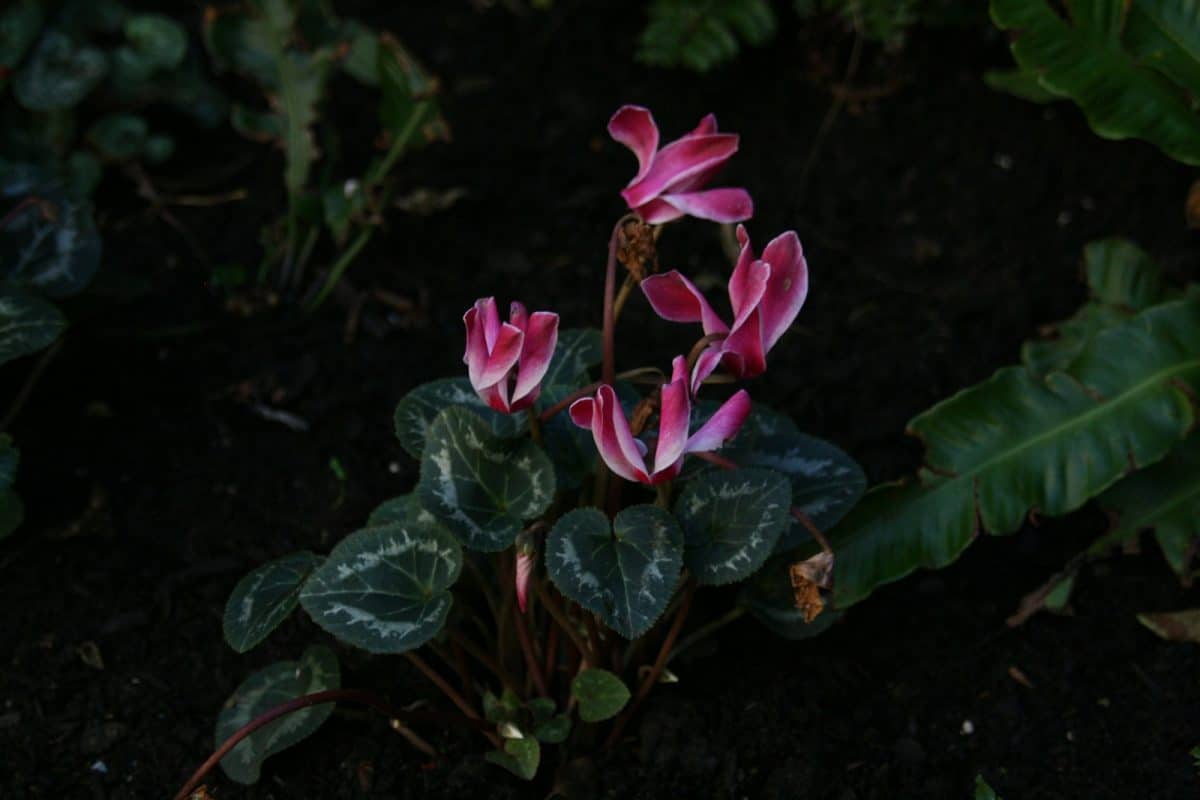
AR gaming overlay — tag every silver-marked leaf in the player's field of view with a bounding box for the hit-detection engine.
[418,407,555,551]
[1,165,101,298]
[223,552,324,653]
[124,14,187,71]
[738,554,841,640]
[394,377,525,459]
[546,505,683,639]
[216,645,339,784]
[301,522,462,653]
[570,668,631,722]
[367,492,439,527]
[14,31,107,111]
[675,468,791,585]
[0,288,64,366]
[485,737,540,780]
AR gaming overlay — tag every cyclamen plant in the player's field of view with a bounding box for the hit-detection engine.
[179,105,866,795]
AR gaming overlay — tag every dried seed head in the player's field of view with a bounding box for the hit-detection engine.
[790,551,836,624]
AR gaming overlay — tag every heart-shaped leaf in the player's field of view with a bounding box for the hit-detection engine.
[418,407,555,551]
[570,668,631,722]
[534,714,571,744]
[0,288,64,366]
[124,14,187,71]
[485,737,540,780]
[546,505,683,639]
[300,522,462,653]
[215,645,340,785]
[223,551,324,654]
[675,467,791,585]
[87,113,149,160]
[394,377,525,458]
[14,31,107,111]
[367,492,440,527]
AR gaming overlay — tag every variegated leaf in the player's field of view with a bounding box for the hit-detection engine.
[0,289,65,366]
[223,552,324,653]
[675,468,791,585]
[418,407,555,551]
[300,522,462,653]
[393,377,524,459]
[216,645,340,784]
[546,505,683,639]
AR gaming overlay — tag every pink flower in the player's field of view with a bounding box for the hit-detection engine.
[569,356,751,486]
[463,297,559,414]
[608,105,753,225]
[641,225,808,391]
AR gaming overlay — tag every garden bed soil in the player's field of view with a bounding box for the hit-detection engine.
[2,3,1198,798]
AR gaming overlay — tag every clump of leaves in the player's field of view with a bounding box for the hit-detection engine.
[176,105,865,793]
[203,0,449,309]
[826,237,1200,624]
[988,0,1200,166]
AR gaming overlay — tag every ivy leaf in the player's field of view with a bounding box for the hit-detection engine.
[300,522,462,653]
[546,505,683,639]
[215,645,340,785]
[13,31,107,111]
[0,288,64,366]
[394,377,525,459]
[418,407,555,552]
[485,737,540,780]
[124,14,187,71]
[675,468,791,585]
[570,668,631,722]
[223,551,324,654]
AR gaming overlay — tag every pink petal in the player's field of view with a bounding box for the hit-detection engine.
[477,322,524,388]
[652,356,691,475]
[757,230,809,351]
[685,389,751,454]
[621,133,739,209]
[685,113,718,138]
[475,297,501,351]
[508,301,528,333]
[729,259,770,331]
[632,198,686,225]
[689,347,726,394]
[512,311,559,404]
[722,311,767,378]
[608,105,659,184]
[481,381,510,413]
[641,271,729,336]
[515,550,535,613]
[593,386,650,484]
[656,188,753,224]
[463,305,489,387]
[726,225,755,319]
[569,397,595,429]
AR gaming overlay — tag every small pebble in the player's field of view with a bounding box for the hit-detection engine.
[90,760,108,774]
[960,719,975,736]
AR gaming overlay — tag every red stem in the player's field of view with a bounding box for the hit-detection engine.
[514,603,550,698]
[601,217,629,386]
[172,689,487,800]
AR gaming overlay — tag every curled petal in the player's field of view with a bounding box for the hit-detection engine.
[689,347,726,394]
[569,397,596,429]
[594,386,650,484]
[652,356,691,475]
[641,271,729,336]
[721,311,767,378]
[655,187,753,224]
[608,105,659,184]
[727,225,756,319]
[476,322,525,389]
[757,231,809,351]
[728,260,770,331]
[512,311,559,405]
[686,113,718,138]
[630,198,686,225]
[463,305,488,383]
[621,133,739,209]
[685,389,751,454]
[508,301,528,333]
[474,297,502,351]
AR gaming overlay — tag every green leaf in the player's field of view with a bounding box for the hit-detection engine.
[537,329,603,489]
[223,551,324,654]
[394,377,525,459]
[1096,432,1200,578]
[485,737,540,780]
[13,31,107,111]
[0,288,64,366]
[87,114,148,160]
[639,0,777,72]
[482,688,521,724]
[984,68,1059,102]
[124,14,187,71]
[0,164,101,298]
[367,492,440,527]
[215,645,340,785]
[571,668,631,723]
[143,134,174,164]
[738,554,842,640]
[300,522,462,653]
[546,505,683,638]
[376,34,446,147]
[534,714,571,744]
[975,774,1002,800]
[990,0,1200,165]
[831,296,1200,606]
[417,407,555,551]
[674,468,791,585]
[0,1,45,80]
[1021,302,1132,375]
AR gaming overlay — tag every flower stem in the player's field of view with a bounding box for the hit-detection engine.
[612,274,637,325]
[513,602,550,698]
[404,652,501,747]
[790,507,834,554]
[537,582,593,664]
[526,407,543,446]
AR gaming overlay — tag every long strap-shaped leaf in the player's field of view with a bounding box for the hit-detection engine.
[831,296,1200,606]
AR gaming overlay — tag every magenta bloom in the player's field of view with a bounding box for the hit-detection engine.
[569,356,751,486]
[641,225,808,391]
[463,297,559,414]
[608,105,753,225]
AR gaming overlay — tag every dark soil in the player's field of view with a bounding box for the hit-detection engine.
[2,3,1199,799]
